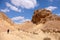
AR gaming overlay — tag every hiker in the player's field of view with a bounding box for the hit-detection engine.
[7,29,9,33]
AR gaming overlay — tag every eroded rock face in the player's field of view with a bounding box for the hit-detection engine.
[0,12,16,32]
[41,21,60,33]
[31,9,60,24]
[0,12,14,25]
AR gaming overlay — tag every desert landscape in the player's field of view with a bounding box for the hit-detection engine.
[0,9,60,40]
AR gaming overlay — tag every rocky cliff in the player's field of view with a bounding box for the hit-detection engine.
[31,9,60,24]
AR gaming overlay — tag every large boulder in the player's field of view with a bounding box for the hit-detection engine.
[31,9,60,24]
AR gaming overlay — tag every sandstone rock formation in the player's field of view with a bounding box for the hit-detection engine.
[0,12,16,32]
[31,9,60,24]
[0,12,14,25]
[41,21,60,33]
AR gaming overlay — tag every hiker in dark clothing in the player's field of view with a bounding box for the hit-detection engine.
[7,29,9,33]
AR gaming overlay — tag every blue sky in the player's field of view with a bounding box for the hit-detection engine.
[0,0,60,24]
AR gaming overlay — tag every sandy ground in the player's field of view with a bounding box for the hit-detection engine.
[0,29,59,40]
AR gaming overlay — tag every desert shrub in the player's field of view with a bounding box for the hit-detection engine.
[43,37,51,40]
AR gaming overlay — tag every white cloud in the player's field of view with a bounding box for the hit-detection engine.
[6,2,21,12]
[0,8,10,12]
[56,13,60,16]
[11,16,24,20]
[11,0,37,9]
[45,6,57,11]
[11,16,30,24]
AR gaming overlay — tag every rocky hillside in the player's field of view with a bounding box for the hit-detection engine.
[0,12,16,32]
[15,21,36,32]
[31,9,60,33]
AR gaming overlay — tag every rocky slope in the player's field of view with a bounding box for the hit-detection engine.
[15,21,36,32]
[41,21,60,33]
[0,12,16,32]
